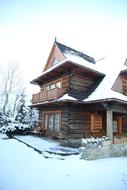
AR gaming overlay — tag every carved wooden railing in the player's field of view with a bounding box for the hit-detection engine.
[32,88,65,104]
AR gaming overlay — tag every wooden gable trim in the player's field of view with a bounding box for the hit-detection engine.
[112,72,127,96]
[43,43,56,71]
[43,42,66,72]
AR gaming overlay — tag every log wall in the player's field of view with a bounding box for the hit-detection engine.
[68,107,91,138]
[38,105,92,138]
[70,74,95,92]
[38,105,109,138]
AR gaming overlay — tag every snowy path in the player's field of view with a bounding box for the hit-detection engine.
[0,134,127,190]
[14,135,79,158]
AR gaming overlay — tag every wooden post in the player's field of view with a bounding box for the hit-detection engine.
[107,110,113,142]
[117,114,122,136]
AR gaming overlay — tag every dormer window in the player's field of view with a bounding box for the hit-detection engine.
[52,58,58,65]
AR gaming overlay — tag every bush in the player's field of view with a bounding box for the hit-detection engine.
[0,122,32,138]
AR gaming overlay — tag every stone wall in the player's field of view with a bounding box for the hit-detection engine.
[80,139,127,160]
[59,138,81,148]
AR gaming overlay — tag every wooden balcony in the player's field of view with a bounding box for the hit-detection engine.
[32,88,65,104]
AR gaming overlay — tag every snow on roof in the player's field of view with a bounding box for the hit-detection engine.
[57,54,127,103]
[31,59,68,83]
[56,41,95,64]
[31,56,104,83]
[58,94,78,101]
[85,54,127,102]
[64,52,98,71]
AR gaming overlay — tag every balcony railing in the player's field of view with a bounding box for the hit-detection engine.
[32,88,65,104]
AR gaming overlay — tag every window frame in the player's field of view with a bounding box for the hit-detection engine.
[42,111,61,132]
[44,79,62,91]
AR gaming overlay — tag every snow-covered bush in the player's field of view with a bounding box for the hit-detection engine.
[0,89,39,137]
[0,112,12,128]
[0,122,32,138]
[81,136,109,148]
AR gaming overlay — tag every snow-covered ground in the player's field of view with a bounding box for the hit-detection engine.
[0,133,127,190]
[15,135,79,157]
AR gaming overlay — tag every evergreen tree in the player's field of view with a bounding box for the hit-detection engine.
[26,107,39,128]
[15,92,28,124]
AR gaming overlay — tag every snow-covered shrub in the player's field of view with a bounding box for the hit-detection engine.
[81,136,109,148]
[0,91,39,137]
[0,122,32,138]
[0,112,12,128]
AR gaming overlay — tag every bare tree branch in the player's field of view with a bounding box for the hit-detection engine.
[0,62,24,116]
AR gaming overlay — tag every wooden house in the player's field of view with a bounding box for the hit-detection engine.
[31,41,127,144]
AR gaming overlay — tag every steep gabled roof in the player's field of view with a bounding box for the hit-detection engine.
[43,41,96,72]
[56,41,95,64]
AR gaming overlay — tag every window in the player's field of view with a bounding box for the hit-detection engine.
[48,114,54,130]
[44,114,48,129]
[52,58,58,65]
[46,85,50,90]
[54,113,60,131]
[44,80,61,91]
[122,79,127,95]
[43,112,61,132]
[50,83,55,89]
[56,81,61,88]
[113,121,117,133]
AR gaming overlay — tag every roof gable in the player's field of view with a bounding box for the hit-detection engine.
[43,41,96,71]
[43,42,66,71]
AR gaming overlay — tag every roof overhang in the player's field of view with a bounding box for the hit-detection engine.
[84,98,127,105]
[30,60,105,85]
[30,97,127,108]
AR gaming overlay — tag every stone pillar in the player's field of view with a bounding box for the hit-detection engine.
[106,110,113,142]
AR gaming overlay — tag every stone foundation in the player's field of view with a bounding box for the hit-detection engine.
[59,138,81,148]
[80,139,127,160]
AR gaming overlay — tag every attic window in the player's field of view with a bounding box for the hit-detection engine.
[52,58,58,65]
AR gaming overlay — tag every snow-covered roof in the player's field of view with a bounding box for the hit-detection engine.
[57,54,127,104]
[31,57,104,84]
[85,54,127,103]
[56,42,95,64]
[32,40,127,104]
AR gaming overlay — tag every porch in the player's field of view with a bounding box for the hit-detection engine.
[90,110,127,144]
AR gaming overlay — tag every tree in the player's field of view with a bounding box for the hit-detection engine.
[0,61,39,137]
[26,107,39,128]
[15,92,28,124]
[0,62,24,117]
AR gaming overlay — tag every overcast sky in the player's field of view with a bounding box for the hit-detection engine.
[0,0,127,93]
